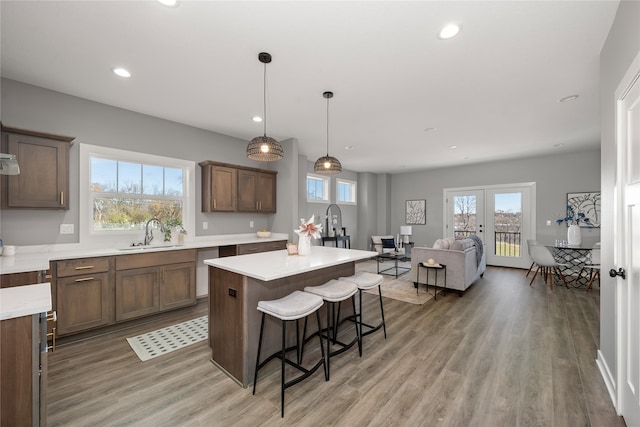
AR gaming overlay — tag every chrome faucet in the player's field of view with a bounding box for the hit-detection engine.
[144,218,165,246]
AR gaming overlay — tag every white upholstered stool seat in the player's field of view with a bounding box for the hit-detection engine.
[339,271,383,290]
[258,290,324,320]
[304,279,358,301]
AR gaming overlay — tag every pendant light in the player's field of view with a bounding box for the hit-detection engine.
[313,91,342,174]
[246,52,284,162]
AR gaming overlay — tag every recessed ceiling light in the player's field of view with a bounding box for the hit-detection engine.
[252,116,263,122]
[113,68,131,77]
[424,127,437,132]
[554,143,565,147]
[157,0,179,7]
[113,68,131,78]
[449,145,457,149]
[344,146,354,150]
[558,94,579,103]
[438,24,461,40]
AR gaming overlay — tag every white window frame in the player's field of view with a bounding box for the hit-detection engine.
[306,173,330,203]
[336,178,357,205]
[79,143,195,248]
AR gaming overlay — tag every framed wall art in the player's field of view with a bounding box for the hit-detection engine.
[566,192,601,227]
[406,199,426,225]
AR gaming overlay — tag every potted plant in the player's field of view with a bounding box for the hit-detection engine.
[163,218,187,244]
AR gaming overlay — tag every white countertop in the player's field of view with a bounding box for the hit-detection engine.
[0,282,52,320]
[204,246,377,281]
[0,233,289,275]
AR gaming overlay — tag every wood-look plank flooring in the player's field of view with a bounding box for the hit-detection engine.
[47,266,626,426]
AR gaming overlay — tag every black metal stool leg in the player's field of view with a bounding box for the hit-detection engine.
[281,319,286,418]
[378,285,387,339]
[352,294,361,356]
[252,312,266,395]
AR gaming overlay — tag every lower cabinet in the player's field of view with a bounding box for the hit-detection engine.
[55,249,196,336]
[115,250,196,322]
[57,272,113,335]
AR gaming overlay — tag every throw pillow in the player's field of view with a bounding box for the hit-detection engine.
[381,238,396,249]
[433,239,444,249]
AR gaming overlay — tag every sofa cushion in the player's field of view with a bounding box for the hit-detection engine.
[381,238,396,249]
[450,238,475,251]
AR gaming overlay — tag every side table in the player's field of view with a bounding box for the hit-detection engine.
[416,262,447,300]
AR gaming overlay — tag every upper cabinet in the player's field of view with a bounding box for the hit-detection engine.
[200,161,237,212]
[1,125,75,210]
[200,161,277,213]
[237,169,277,213]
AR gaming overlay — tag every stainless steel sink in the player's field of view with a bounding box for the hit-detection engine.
[118,244,184,251]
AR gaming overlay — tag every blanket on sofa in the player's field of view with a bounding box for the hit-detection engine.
[469,235,484,267]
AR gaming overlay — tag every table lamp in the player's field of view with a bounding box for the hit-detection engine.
[400,226,412,245]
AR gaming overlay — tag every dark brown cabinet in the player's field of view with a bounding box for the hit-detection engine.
[237,169,277,213]
[115,249,196,321]
[55,257,114,335]
[200,161,276,213]
[200,161,237,212]
[1,126,75,210]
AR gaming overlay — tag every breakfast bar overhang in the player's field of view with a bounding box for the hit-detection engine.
[204,246,376,387]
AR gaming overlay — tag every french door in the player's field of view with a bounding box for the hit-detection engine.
[444,183,535,268]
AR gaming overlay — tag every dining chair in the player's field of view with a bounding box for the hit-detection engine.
[528,244,569,290]
[584,242,601,292]
[525,239,538,277]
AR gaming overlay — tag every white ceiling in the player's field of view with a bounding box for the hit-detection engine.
[0,1,619,173]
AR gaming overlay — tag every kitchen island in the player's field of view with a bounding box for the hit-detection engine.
[204,246,376,387]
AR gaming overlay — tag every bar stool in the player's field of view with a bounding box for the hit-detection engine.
[339,271,386,355]
[303,279,361,379]
[252,290,327,418]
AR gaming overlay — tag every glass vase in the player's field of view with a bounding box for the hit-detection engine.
[298,235,311,255]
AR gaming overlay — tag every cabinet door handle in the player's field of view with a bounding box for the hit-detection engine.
[74,277,94,282]
[60,191,64,205]
[213,199,217,209]
[75,265,94,270]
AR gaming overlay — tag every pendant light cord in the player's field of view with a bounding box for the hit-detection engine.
[326,95,330,156]
[263,62,267,137]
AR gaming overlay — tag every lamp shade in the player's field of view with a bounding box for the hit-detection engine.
[0,153,20,175]
[400,226,412,235]
[246,136,284,162]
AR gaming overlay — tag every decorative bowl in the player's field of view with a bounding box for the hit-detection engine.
[257,231,271,238]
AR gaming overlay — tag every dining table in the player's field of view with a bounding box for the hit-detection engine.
[543,242,593,287]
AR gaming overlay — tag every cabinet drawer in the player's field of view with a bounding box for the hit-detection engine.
[56,257,111,277]
[115,249,197,270]
[237,240,286,255]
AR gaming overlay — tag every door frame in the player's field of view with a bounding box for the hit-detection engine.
[444,182,536,269]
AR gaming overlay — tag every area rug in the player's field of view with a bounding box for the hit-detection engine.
[126,316,208,361]
[355,260,437,305]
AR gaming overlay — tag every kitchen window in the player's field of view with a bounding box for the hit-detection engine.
[307,174,329,202]
[336,179,357,204]
[80,144,195,245]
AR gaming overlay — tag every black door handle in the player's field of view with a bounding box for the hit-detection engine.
[609,268,626,280]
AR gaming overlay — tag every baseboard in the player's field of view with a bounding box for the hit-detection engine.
[596,349,619,414]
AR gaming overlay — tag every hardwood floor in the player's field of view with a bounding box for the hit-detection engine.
[47,266,625,426]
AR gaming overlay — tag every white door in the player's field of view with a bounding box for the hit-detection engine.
[445,184,535,269]
[445,190,485,241]
[616,53,640,426]
[486,185,534,269]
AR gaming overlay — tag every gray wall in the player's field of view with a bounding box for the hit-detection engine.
[0,78,298,245]
[599,0,640,395]
[390,150,601,249]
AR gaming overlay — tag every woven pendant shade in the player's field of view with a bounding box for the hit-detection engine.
[246,135,284,161]
[247,52,283,162]
[314,155,342,173]
[313,91,342,174]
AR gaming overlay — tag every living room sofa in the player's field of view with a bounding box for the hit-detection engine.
[410,237,486,294]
